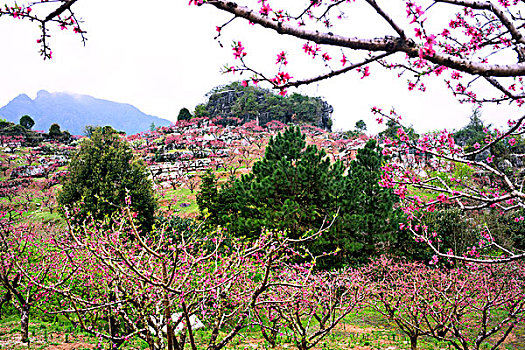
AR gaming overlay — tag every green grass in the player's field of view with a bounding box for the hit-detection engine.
[159,187,199,217]
[0,303,523,349]
[29,211,65,225]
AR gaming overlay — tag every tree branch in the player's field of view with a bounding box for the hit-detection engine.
[206,0,525,77]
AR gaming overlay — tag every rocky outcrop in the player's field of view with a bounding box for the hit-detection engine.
[200,82,333,131]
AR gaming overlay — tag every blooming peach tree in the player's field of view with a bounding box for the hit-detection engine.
[1,0,85,59]
[364,257,525,350]
[185,0,525,263]
[27,200,337,350]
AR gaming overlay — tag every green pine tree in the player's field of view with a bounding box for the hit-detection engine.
[334,140,401,266]
[198,128,402,268]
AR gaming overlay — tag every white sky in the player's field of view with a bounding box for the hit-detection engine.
[0,0,521,134]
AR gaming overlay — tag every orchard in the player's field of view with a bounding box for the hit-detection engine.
[1,0,525,349]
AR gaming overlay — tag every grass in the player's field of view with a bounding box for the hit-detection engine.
[1,306,523,350]
[29,211,65,225]
[159,187,199,217]
[0,312,427,350]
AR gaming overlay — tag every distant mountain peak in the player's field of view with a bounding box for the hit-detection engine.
[0,91,172,135]
[36,89,51,98]
[12,93,32,102]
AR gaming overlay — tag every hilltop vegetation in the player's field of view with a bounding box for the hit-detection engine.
[186,82,334,131]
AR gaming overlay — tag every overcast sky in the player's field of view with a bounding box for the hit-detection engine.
[0,0,520,134]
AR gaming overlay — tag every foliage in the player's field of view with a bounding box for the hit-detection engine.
[154,214,200,242]
[378,119,418,141]
[198,127,400,267]
[193,104,208,118]
[177,107,192,121]
[453,108,488,153]
[196,168,219,219]
[83,124,98,137]
[48,123,62,137]
[322,139,403,266]
[419,208,479,262]
[200,82,333,130]
[488,208,525,252]
[57,126,157,232]
[18,115,34,130]
[355,119,367,132]
[0,121,43,147]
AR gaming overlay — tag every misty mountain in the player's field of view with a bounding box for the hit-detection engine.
[0,90,172,135]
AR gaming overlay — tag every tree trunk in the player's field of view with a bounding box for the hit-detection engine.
[20,303,30,343]
[409,335,418,350]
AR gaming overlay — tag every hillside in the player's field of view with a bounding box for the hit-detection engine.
[0,90,172,135]
[193,82,334,131]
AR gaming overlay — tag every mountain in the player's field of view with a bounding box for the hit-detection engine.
[0,90,172,135]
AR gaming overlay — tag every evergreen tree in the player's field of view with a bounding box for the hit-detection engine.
[200,127,337,239]
[177,107,193,121]
[58,126,157,232]
[19,115,35,130]
[454,108,487,150]
[326,140,401,266]
[48,123,62,138]
[198,128,401,267]
[196,168,219,220]
[355,119,367,133]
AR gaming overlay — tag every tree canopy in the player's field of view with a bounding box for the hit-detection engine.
[177,107,193,121]
[19,115,34,130]
[58,126,157,232]
[198,127,400,267]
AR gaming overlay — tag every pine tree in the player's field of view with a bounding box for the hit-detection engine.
[337,140,401,265]
[196,169,219,219]
[200,127,339,239]
[198,128,401,268]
